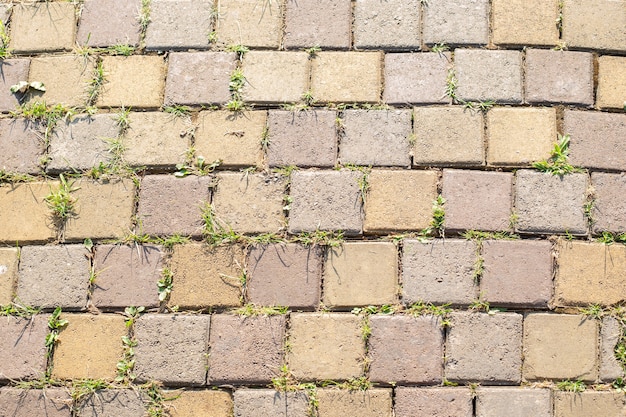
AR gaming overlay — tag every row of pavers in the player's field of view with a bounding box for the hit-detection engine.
[3,0,625,52]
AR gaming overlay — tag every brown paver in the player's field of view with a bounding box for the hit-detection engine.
[242,52,309,104]
[353,0,421,49]
[145,0,213,50]
[234,389,308,417]
[27,56,94,107]
[554,391,626,417]
[592,173,626,233]
[492,0,558,46]
[562,0,626,52]
[0,182,55,243]
[394,387,473,417]
[98,56,166,108]
[284,0,351,49]
[422,0,489,45]
[0,316,48,381]
[317,389,392,417]
[0,118,43,174]
[10,3,76,53]
[383,53,451,104]
[169,390,233,417]
[217,0,282,48]
[600,317,624,382]
[78,390,146,417]
[596,56,626,110]
[0,388,71,417]
[77,0,142,47]
[475,388,552,417]
[0,59,30,112]
[0,248,18,305]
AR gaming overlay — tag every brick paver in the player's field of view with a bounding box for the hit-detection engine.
[98,56,166,108]
[0,118,43,174]
[77,0,142,47]
[0,182,55,243]
[591,173,626,233]
[0,59,30,112]
[596,56,626,110]
[78,390,146,417]
[562,0,626,52]
[600,317,624,382]
[27,56,94,107]
[383,53,451,104]
[0,388,71,417]
[169,390,233,417]
[145,0,213,50]
[554,391,626,417]
[284,0,351,49]
[217,0,283,48]
[394,387,472,417]
[353,0,421,49]
[475,388,552,417]
[242,52,309,104]
[234,389,308,417]
[317,389,392,417]
[491,0,558,46]
[422,0,489,45]
[0,248,18,305]
[10,3,76,53]
[0,316,48,381]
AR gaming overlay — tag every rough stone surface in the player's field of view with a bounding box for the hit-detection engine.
[10,3,76,53]
[592,173,626,233]
[492,0,558,46]
[0,182,55,243]
[284,0,351,49]
[402,239,477,305]
[384,52,451,104]
[353,0,421,49]
[475,388,552,417]
[0,59,30,112]
[523,313,598,381]
[317,389,392,417]
[288,313,364,381]
[0,388,72,417]
[169,390,233,417]
[98,56,166,108]
[134,314,210,386]
[597,56,626,109]
[217,0,282,48]
[368,315,443,384]
[514,170,588,235]
[422,0,489,45]
[0,316,48,381]
[554,391,626,417]
[78,390,146,417]
[600,317,624,382]
[562,0,626,52]
[0,248,18,305]
[0,118,42,174]
[77,0,142,47]
[394,387,472,417]
[145,0,213,50]
[242,52,309,104]
[27,55,94,107]
[234,390,308,417]
[208,315,284,384]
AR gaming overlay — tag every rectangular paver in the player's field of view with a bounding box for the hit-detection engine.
[0,388,71,417]
[555,391,626,417]
[284,0,351,49]
[77,0,142,47]
[0,59,30,112]
[492,0,558,46]
[422,0,489,45]
[395,387,472,417]
[597,56,626,110]
[600,317,624,382]
[27,56,94,107]
[98,56,166,108]
[234,389,308,417]
[10,3,76,53]
[384,53,451,104]
[216,0,282,48]
[0,118,43,174]
[0,316,48,381]
[0,182,55,243]
[242,52,309,104]
[563,0,626,52]
[169,390,233,417]
[476,388,552,417]
[317,389,392,417]
[591,172,626,233]
[0,248,18,305]
[353,0,421,49]
[145,0,213,50]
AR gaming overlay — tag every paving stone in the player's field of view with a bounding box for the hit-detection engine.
[78,390,146,417]
[600,317,624,382]
[0,388,72,417]
[368,315,443,384]
[402,239,477,305]
[339,109,411,166]
[284,0,351,49]
[0,59,30,112]
[525,49,594,106]
[208,315,284,384]
[17,244,90,310]
[234,389,308,417]
[555,240,626,306]
[353,0,421,49]
[92,244,164,309]
[169,390,233,417]
[77,0,142,47]
[422,0,489,45]
[10,3,76,53]
[491,0,559,46]
[217,0,282,48]
[267,109,337,168]
[442,169,513,232]
[475,388,552,417]
[288,313,364,381]
[591,173,626,233]
[565,110,626,171]
[169,243,243,309]
[98,56,167,108]
[242,52,309,104]
[311,52,383,103]
[562,0,626,52]
[394,387,472,417]
[164,52,236,106]
[514,170,588,235]
[481,240,553,308]
[523,313,598,381]
[445,312,522,384]
[134,314,210,385]
[597,56,626,110]
[195,110,264,168]
[317,389,392,417]
[412,106,484,166]
[0,118,42,174]
[383,52,451,104]
[554,391,626,417]
[0,5,8,23]
[137,175,212,237]
[455,49,523,103]
[247,243,322,308]
[26,55,94,107]
[0,316,48,381]
[52,313,126,380]
[0,182,55,243]
[0,248,17,305]
[486,107,557,166]
[145,0,213,50]
[288,170,363,235]
[212,172,286,234]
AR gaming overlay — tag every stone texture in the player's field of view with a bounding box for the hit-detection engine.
[592,173,626,233]
[137,175,212,237]
[284,0,351,49]
[525,49,594,106]
[445,312,522,384]
[78,390,146,417]
[27,56,94,107]
[597,56,626,109]
[212,172,286,234]
[514,170,588,235]
[395,387,472,417]
[134,314,211,386]
[442,170,513,232]
[10,3,76,53]
[92,244,164,309]
[339,110,411,166]
[17,244,89,310]
[52,314,126,380]
[412,106,484,166]
[562,0,626,52]
[288,313,364,381]
[0,118,42,174]
[0,182,55,243]
[77,0,142,47]
[481,240,553,308]
[247,243,322,308]
[383,52,451,104]
[0,388,72,417]
[455,49,523,103]
[217,0,282,48]
[554,391,626,417]
[368,315,443,384]
[0,316,48,381]
[288,170,363,235]
[311,52,383,103]
[0,59,30,112]
[145,0,213,50]
[317,389,392,417]
[600,317,624,382]
[486,107,557,166]
[523,313,598,381]
[169,243,243,309]
[475,388,552,417]
[422,0,489,45]
[234,389,308,417]
[165,52,236,106]
[267,110,337,168]
[208,315,284,384]
[402,239,477,305]
[98,56,167,108]
[0,248,18,305]
[169,390,233,417]
[492,0,559,46]
[242,52,309,104]
[353,0,421,49]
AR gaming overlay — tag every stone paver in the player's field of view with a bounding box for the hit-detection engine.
[27,56,94,107]
[554,391,626,417]
[208,315,284,384]
[592,173,626,233]
[10,3,76,53]
[317,389,392,417]
[78,390,146,417]
[525,49,594,106]
[217,0,282,48]
[0,59,30,112]
[600,317,624,382]
[0,248,18,305]
[422,0,489,45]
[169,390,233,417]
[597,56,626,110]
[368,315,443,384]
[284,0,351,49]
[353,0,421,49]
[394,387,472,417]
[402,239,477,305]
[384,53,451,104]
[98,56,166,108]
[288,313,364,381]
[134,314,211,386]
[0,316,48,381]
[0,118,42,174]
[247,243,322,308]
[475,388,552,417]
[242,52,309,104]
[0,182,55,243]
[234,389,308,417]
[77,0,142,47]
[562,0,626,52]
[523,313,598,381]
[492,0,558,46]
[0,388,71,417]
[145,0,213,50]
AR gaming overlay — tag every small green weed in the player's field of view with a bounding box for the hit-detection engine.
[532,134,583,176]
[351,305,395,315]
[579,304,604,320]
[597,232,626,245]
[105,43,135,56]
[226,44,250,58]
[292,230,344,247]
[175,155,221,177]
[460,230,519,241]
[430,42,449,53]
[45,174,79,228]
[116,334,137,383]
[556,379,586,392]
[114,106,132,133]
[304,46,321,57]
[69,379,111,406]
[0,300,41,318]
[45,307,68,375]
[236,304,288,317]
[123,306,145,328]
[407,301,451,327]
[319,377,372,391]
[429,196,446,237]
[0,170,36,184]
[87,60,106,106]
[157,268,174,302]
[469,297,490,312]
[0,20,11,59]
[163,105,192,118]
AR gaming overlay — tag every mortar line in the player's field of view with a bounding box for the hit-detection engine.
[278,0,286,51]
[487,0,494,49]
[349,0,355,51]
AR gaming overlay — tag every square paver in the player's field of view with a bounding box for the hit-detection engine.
[0,316,49,381]
[422,0,489,45]
[234,389,308,417]
[591,172,626,233]
[77,0,142,47]
[0,59,30,112]
[0,388,71,417]
[242,52,309,104]
[10,3,76,53]
[317,389,392,417]
[0,182,56,243]
[476,388,552,417]
[353,0,421,49]
[0,118,43,174]
[491,0,558,46]
[597,56,626,110]
[395,387,472,417]
[217,0,282,48]
[97,56,166,108]
[284,0,351,49]
[563,0,626,52]
[145,0,213,50]
[384,53,451,104]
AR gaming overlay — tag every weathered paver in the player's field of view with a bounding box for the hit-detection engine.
[287,313,364,381]
[394,387,473,417]
[0,388,72,417]
[422,0,489,45]
[0,316,48,381]
[523,313,598,381]
[600,317,624,382]
[368,315,443,384]
[491,0,559,46]
[98,56,167,108]
[169,390,233,417]
[353,0,421,49]
[384,53,451,104]
[562,0,626,52]
[27,56,94,107]
[78,390,146,417]
[402,239,477,305]
[145,0,213,50]
[242,52,309,104]
[77,0,142,47]
[10,3,76,53]
[597,56,626,110]
[208,315,284,384]
[554,391,626,417]
[525,49,594,106]
[284,0,351,49]
[592,173,626,233]
[234,389,308,417]
[0,248,18,305]
[0,182,56,243]
[217,0,282,48]
[0,59,30,112]
[475,388,552,417]
[317,389,392,417]
[134,314,211,386]
[0,118,42,174]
